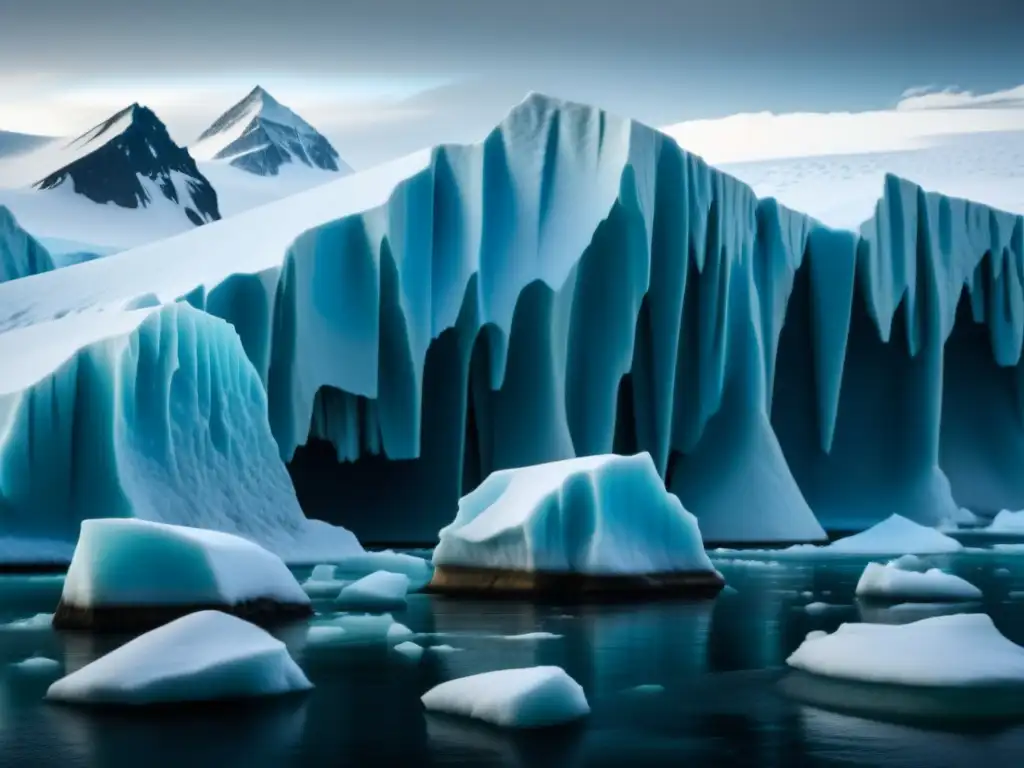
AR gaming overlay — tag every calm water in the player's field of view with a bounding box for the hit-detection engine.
[1,550,1024,767]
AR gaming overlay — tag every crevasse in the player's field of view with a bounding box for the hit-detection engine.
[0,93,1022,545]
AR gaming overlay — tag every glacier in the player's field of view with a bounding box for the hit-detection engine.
[0,206,54,283]
[0,93,1023,548]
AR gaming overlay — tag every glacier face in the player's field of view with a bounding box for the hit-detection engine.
[0,93,1022,545]
[0,302,359,563]
[0,206,54,283]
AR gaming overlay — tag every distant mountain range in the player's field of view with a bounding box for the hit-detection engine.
[0,87,351,254]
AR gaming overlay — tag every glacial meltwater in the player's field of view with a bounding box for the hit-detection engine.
[1,550,1024,767]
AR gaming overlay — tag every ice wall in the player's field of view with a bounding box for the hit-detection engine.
[0,94,1022,543]
[0,206,55,283]
[0,303,359,563]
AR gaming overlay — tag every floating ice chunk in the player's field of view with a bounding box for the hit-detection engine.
[12,656,60,673]
[334,552,433,591]
[305,625,348,646]
[55,519,311,631]
[804,602,844,615]
[888,554,927,571]
[46,611,312,705]
[420,666,590,728]
[825,515,962,555]
[1,613,53,631]
[300,565,349,598]
[626,684,665,695]
[431,454,720,596]
[856,600,980,625]
[986,510,1024,534]
[497,632,562,641]
[855,562,982,602]
[786,614,1024,687]
[309,565,336,582]
[313,613,401,645]
[429,644,462,653]
[387,622,413,641]
[335,571,410,610]
[393,641,424,661]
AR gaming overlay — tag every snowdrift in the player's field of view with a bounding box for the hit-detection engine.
[1,93,1023,544]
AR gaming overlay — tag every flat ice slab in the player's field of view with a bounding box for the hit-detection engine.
[855,561,982,602]
[55,519,311,631]
[335,571,410,610]
[430,453,720,595]
[420,666,590,728]
[786,614,1024,687]
[825,515,963,555]
[47,610,312,705]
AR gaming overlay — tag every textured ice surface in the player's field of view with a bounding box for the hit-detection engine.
[0,206,54,283]
[432,453,715,574]
[855,561,982,601]
[46,610,312,705]
[335,570,409,609]
[786,614,1024,687]
[1,93,1023,544]
[60,519,310,607]
[0,302,361,564]
[420,666,590,728]
[826,515,963,555]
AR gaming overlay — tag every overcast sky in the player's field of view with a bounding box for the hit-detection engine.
[1,0,1022,167]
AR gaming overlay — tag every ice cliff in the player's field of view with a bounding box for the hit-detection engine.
[0,93,1022,546]
[0,206,54,283]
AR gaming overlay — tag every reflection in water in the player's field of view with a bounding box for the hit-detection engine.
[855,599,982,625]
[426,714,585,767]
[800,705,1024,768]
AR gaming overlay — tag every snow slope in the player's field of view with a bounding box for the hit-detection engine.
[0,93,1022,543]
[0,301,361,564]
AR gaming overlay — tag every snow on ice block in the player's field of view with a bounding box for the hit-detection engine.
[46,611,312,706]
[429,453,723,598]
[786,614,1024,687]
[54,519,312,632]
[825,515,963,555]
[855,561,982,602]
[335,570,409,610]
[420,666,590,728]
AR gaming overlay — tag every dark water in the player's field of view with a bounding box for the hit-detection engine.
[1,551,1024,767]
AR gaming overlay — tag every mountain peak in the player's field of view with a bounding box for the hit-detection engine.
[35,103,220,226]
[191,87,351,176]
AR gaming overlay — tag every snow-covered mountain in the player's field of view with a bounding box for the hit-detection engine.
[192,86,351,176]
[0,104,220,251]
[35,104,220,225]
[0,130,50,160]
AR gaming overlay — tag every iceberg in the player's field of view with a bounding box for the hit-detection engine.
[0,93,1023,546]
[786,614,1024,687]
[54,518,312,631]
[825,515,963,555]
[334,570,410,610]
[985,509,1024,533]
[420,666,590,728]
[46,610,312,705]
[855,561,982,602]
[0,302,361,564]
[429,452,723,597]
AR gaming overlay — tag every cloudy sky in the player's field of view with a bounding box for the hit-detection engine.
[1,0,1022,168]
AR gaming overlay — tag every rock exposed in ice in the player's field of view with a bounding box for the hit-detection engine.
[430,453,721,596]
[46,611,312,705]
[786,613,1024,687]
[55,519,311,631]
[855,561,982,602]
[825,515,963,555]
[420,666,590,728]
[335,571,410,610]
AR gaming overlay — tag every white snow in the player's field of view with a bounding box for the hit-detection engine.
[786,613,1024,687]
[825,515,963,555]
[199,161,342,217]
[855,561,982,602]
[335,570,410,610]
[432,453,715,575]
[60,519,310,608]
[46,610,312,705]
[420,666,590,728]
